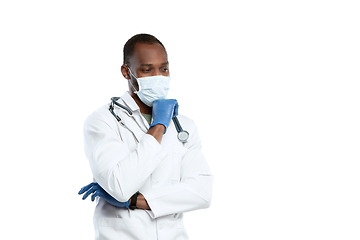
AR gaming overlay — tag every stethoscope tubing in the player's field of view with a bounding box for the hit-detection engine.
[172,116,183,132]
[110,97,189,143]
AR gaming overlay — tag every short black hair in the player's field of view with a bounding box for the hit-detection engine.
[123,33,166,65]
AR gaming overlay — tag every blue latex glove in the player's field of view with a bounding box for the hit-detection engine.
[150,99,178,133]
[78,182,130,208]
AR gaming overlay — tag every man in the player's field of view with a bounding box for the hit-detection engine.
[78,33,213,240]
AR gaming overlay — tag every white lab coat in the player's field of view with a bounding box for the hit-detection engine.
[83,92,213,240]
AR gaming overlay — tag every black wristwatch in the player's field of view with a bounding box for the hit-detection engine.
[129,192,139,210]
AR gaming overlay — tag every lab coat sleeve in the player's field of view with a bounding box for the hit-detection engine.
[83,109,168,202]
[140,122,214,218]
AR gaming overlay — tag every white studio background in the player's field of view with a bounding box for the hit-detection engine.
[1,0,359,239]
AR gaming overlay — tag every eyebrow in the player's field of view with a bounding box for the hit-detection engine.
[141,61,169,67]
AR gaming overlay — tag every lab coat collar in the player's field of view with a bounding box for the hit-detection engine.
[120,91,140,113]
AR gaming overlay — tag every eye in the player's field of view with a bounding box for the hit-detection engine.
[141,68,152,73]
[161,67,169,72]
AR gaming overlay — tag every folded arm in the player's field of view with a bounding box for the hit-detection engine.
[141,124,214,218]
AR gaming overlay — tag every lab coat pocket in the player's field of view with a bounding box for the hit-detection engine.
[96,218,142,240]
[171,145,187,183]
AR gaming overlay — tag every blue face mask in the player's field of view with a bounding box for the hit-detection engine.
[127,66,170,107]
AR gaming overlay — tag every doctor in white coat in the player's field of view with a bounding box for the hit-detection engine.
[78,33,213,240]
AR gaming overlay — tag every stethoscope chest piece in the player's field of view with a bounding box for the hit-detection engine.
[177,130,189,143]
[172,116,189,143]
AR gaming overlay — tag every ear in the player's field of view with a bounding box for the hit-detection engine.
[121,65,130,79]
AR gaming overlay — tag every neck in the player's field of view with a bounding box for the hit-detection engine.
[130,91,152,115]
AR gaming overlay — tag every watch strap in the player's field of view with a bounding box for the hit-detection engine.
[129,192,139,210]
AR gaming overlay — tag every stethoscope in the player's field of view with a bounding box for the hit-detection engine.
[109,97,189,143]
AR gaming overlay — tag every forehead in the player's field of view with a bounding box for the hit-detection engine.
[129,43,168,66]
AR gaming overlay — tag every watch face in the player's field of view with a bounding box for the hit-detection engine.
[178,131,189,142]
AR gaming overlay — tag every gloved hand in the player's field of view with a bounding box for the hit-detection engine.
[150,99,178,134]
[78,182,130,208]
